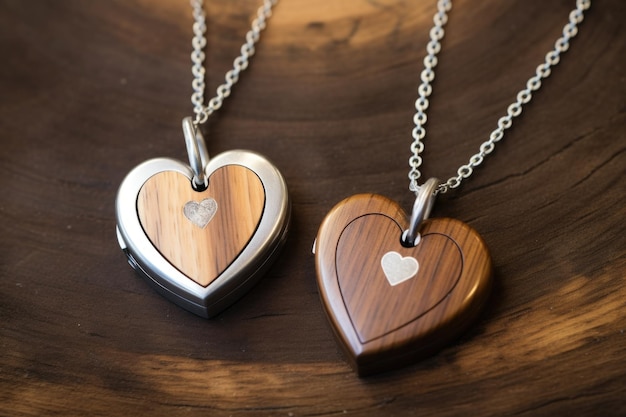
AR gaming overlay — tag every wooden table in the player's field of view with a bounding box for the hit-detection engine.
[1,1,624,415]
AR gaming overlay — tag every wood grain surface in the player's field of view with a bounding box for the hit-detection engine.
[316,193,491,376]
[138,166,265,286]
[1,0,624,415]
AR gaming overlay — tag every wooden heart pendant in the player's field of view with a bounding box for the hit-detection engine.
[314,193,491,376]
[116,150,290,318]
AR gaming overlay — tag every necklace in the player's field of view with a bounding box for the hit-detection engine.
[314,0,591,376]
[115,0,289,318]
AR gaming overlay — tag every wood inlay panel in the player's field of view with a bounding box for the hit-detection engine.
[137,165,265,286]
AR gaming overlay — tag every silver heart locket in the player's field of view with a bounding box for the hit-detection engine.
[116,119,290,317]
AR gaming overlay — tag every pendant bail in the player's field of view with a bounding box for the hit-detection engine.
[182,117,210,189]
[402,177,439,247]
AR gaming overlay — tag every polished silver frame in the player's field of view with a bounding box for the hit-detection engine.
[115,150,290,318]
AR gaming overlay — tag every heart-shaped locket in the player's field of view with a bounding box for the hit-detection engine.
[314,193,491,376]
[116,149,290,317]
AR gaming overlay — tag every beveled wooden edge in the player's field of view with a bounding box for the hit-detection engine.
[315,194,407,358]
[315,193,492,376]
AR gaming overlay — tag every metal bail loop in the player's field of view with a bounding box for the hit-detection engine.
[182,117,210,189]
[402,177,440,247]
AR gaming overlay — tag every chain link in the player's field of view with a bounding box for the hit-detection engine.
[190,0,278,126]
[408,0,591,194]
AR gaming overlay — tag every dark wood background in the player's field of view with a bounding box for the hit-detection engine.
[1,0,624,415]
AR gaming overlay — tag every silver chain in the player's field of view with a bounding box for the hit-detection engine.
[190,0,278,126]
[408,0,591,194]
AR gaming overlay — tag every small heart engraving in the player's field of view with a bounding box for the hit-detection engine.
[183,198,218,228]
[381,251,419,286]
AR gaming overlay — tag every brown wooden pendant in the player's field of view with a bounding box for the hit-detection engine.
[314,193,492,376]
[137,165,265,287]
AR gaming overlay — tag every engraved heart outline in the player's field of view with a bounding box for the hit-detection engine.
[116,150,290,317]
[380,251,419,286]
[183,198,218,228]
[315,193,491,375]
